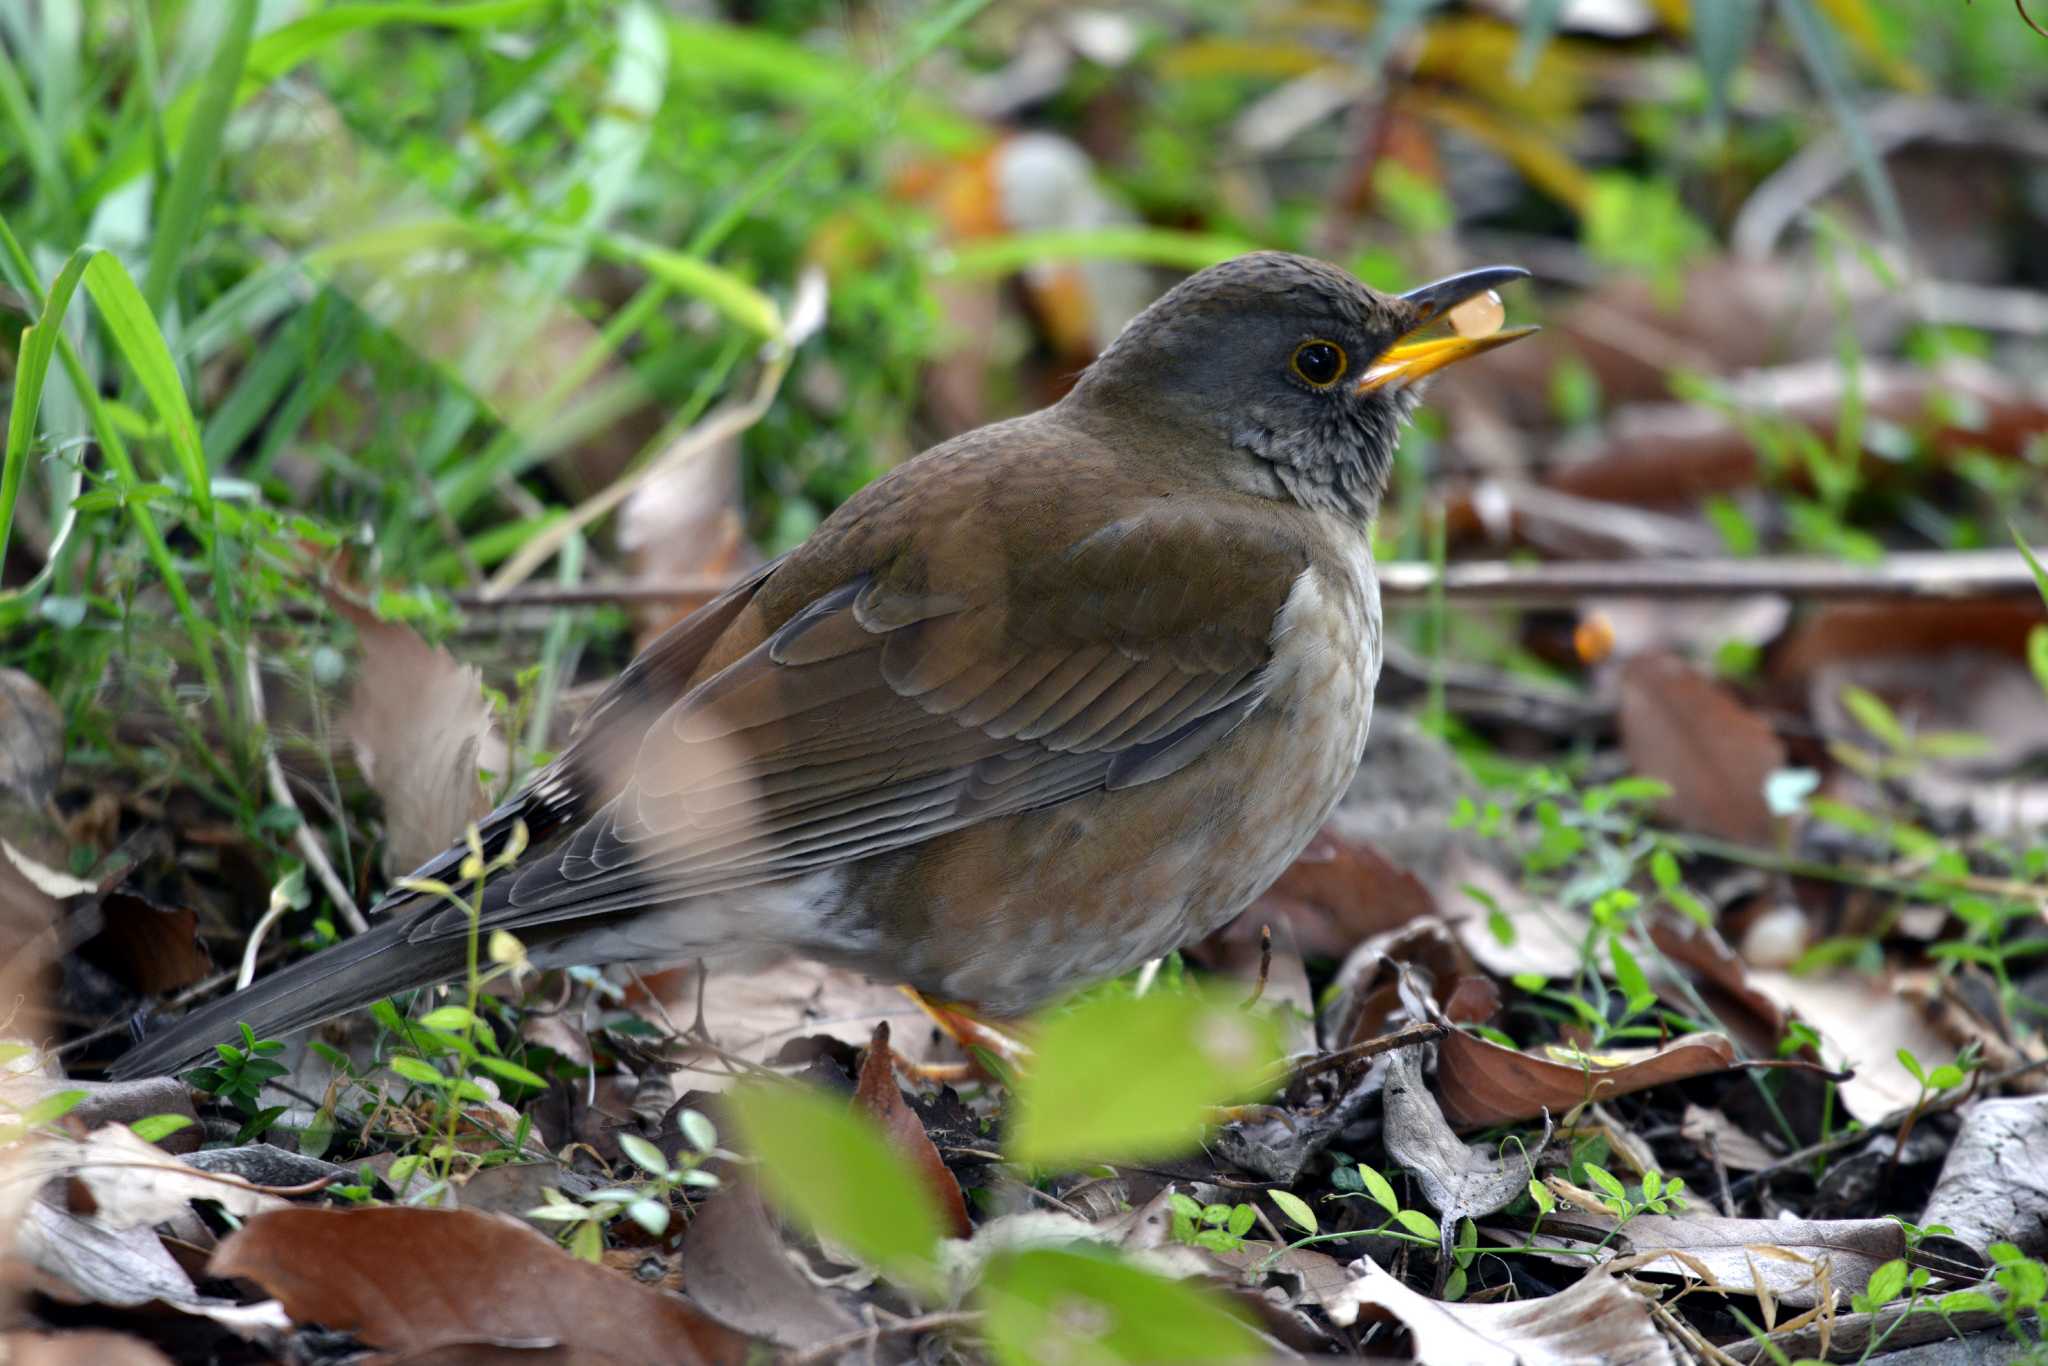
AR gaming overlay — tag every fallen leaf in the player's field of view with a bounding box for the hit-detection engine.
[1679,1105,1780,1174]
[853,1022,972,1239]
[678,1181,864,1349]
[1745,968,1955,1124]
[1437,853,1584,984]
[210,1206,754,1365]
[15,1200,289,1341]
[56,1125,284,1230]
[1383,1048,1550,1270]
[1922,1095,2048,1261]
[1543,1210,1905,1310]
[335,599,507,877]
[1435,1026,1739,1130]
[1618,651,1785,845]
[1321,1258,1675,1364]
[79,889,212,996]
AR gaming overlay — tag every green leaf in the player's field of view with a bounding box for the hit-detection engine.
[618,1133,671,1180]
[1225,1203,1256,1238]
[1528,1179,1555,1215]
[1608,938,1653,1008]
[1938,1289,1998,1315]
[1778,0,1908,252]
[627,1199,671,1236]
[2017,530,2048,608]
[2029,627,2048,702]
[20,1090,86,1129]
[727,1081,948,1291]
[979,1246,1265,1366]
[678,1109,717,1155]
[1007,986,1284,1167]
[1585,1164,1626,1200]
[418,1006,480,1032]
[1269,1189,1318,1236]
[475,1055,548,1090]
[80,254,211,520]
[129,1113,196,1144]
[1359,1164,1400,1216]
[1864,1258,1908,1307]
[387,1056,445,1088]
[1841,685,1908,751]
[1392,1208,1440,1241]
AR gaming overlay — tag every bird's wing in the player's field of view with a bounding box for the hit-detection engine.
[375,558,781,902]
[413,494,1311,937]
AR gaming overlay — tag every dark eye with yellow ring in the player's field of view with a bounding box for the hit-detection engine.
[1290,339,1347,388]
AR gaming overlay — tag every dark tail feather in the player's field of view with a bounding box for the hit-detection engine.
[108,913,469,1079]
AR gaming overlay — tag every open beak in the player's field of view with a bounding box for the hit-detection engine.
[1358,265,1538,393]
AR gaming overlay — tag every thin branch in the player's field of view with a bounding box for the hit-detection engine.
[447,550,2048,615]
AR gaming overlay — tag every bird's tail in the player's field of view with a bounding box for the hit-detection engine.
[108,910,470,1079]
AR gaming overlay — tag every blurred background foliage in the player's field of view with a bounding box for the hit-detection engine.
[1,0,2046,860]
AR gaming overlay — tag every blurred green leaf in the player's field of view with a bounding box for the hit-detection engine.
[1,247,92,579]
[1007,987,1285,1167]
[727,1081,947,1291]
[80,254,212,521]
[943,228,1257,279]
[979,1246,1264,1366]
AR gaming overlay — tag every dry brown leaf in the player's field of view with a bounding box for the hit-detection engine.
[1618,651,1785,845]
[335,600,506,877]
[1435,1026,1739,1130]
[15,1200,289,1341]
[1383,1049,1549,1267]
[79,889,212,996]
[210,1206,755,1365]
[1922,1095,2048,1260]
[678,1181,864,1349]
[1320,1258,1675,1365]
[853,1022,972,1240]
[1679,1105,1781,1174]
[54,1125,285,1231]
[1540,1211,1905,1310]
[1745,968,1955,1124]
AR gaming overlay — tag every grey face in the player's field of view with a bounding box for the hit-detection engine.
[1066,252,1427,521]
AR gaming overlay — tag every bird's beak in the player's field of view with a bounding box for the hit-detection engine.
[1358,265,1538,393]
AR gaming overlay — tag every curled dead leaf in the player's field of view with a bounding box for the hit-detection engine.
[1619,651,1785,845]
[1434,1026,1739,1130]
[853,1022,973,1240]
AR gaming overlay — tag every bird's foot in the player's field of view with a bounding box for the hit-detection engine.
[898,987,1031,1081]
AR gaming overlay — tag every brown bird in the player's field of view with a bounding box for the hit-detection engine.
[112,252,1532,1079]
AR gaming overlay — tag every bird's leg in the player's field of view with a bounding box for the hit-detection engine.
[897,987,1030,1082]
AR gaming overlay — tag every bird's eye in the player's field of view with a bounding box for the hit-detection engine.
[1290,339,1347,389]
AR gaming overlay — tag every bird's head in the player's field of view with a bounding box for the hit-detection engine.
[1063,251,1535,520]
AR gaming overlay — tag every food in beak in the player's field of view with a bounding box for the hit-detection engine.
[1448,289,1505,340]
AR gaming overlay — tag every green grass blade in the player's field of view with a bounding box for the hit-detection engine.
[81,254,212,521]
[1778,0,1908,251]
[2014,528,2048,609]
[1,249,93,578]
[0,43,69,218]
[142,0,258,317]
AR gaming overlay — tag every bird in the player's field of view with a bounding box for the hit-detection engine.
[111,252,1532,1079]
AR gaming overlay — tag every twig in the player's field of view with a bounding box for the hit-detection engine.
[1286,1020,1446,1091]
[446,549,2048,615]
[781,1310,983,1366]
[245,644,367,934]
